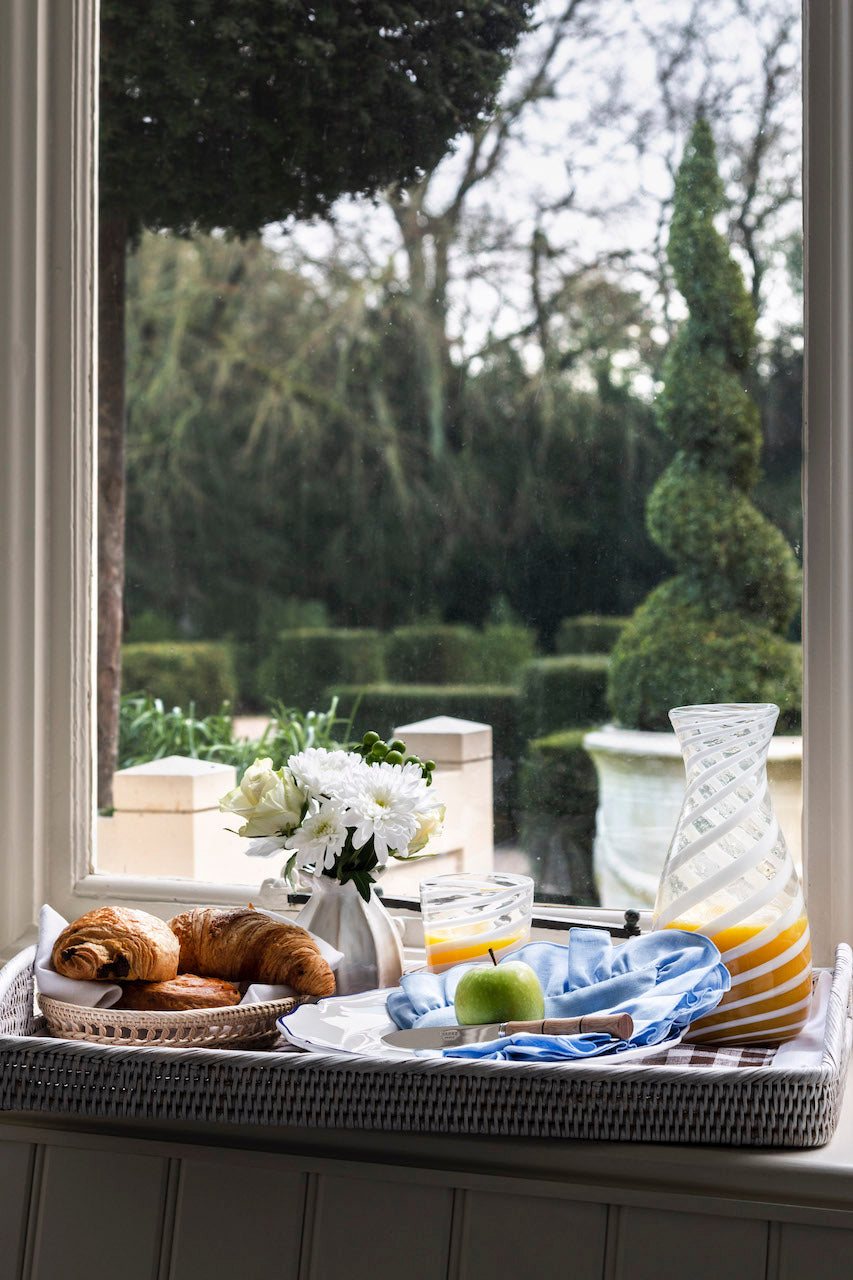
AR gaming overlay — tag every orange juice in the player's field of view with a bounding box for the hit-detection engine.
[667,915,812,1045]
[424,923,529,973]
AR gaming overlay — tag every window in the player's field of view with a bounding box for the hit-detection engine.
[0,0,848,968]
[97,2,805,915]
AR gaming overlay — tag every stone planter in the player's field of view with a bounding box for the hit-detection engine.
[583,725,802,909]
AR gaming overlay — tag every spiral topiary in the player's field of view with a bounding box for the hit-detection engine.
[608,119,801,731]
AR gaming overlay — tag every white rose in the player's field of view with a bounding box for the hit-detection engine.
[406,805,446,856]
[219,757,305,838]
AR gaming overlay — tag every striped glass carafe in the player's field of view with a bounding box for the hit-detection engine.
[652,703,812,1046]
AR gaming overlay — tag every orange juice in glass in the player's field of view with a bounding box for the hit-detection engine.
[420,873,534,973]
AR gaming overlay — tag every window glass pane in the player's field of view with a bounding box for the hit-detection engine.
[96,0,802,911]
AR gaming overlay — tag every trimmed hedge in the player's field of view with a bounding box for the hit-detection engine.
[331,683,522,762]
[385,622,537,685]
[609,594,803,732]
[519,655,609,739]
[121,642,237,715]
[474,622,538,682]
[555,615,627,656]
[257,628,386,712]
[385,625,477,684]
[517,728,599,905]
[609,120,800,731]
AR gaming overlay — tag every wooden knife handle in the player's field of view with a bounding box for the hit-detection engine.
[503,1013,634,1040]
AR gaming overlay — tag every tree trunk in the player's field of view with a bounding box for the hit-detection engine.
[97,213,128,810]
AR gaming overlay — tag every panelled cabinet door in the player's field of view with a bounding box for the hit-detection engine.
[455,1190,608,1280]
[0,1141,33,1275]
[306,1174,454,1280]
[28,1146,169,1280]
[613,1207,768,1280]
[169,1157,306,1279]
[776,1224,853,1280]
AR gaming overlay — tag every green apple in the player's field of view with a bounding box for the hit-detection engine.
[454,956,545,1025]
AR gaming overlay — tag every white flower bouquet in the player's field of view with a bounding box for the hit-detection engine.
[219,733,445,900]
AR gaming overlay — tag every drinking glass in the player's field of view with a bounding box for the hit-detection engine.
[419,872,534,973]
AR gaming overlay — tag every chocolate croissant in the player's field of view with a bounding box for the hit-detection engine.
[169,907,336,997]
[52,907,180,982]
[117,973,242,1011]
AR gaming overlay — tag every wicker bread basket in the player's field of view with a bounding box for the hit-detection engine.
[37,992,303,1050]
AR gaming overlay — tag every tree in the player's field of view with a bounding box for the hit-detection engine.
[608,119,801,730]
[98,0,531,806]
[121,231,666,657]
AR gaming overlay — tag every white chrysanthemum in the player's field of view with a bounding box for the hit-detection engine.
[344,761,439,863]
[284,797,349,871]
[287,748,366,800]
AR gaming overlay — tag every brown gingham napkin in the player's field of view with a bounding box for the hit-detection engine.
[639,1043,775,1067]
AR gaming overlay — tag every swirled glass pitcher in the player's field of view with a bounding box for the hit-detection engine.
[653,703,812,1045]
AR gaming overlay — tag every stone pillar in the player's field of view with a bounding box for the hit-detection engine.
[97,756,247,882]
[377,715,495,894]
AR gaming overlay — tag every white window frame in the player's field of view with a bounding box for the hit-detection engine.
[0,0,848,966]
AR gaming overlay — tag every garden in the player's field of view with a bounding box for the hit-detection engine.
[102,0,804,907]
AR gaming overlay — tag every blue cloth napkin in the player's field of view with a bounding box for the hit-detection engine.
[387,929,731,1061]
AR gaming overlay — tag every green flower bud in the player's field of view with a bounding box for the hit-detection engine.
[385,750,404,765]
[362,731,380,747]
[389,739,407,753]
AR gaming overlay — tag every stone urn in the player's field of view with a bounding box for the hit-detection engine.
[583,725,803,908]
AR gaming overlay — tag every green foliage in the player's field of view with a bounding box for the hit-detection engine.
[385,625,478,684]
[121,642,237,716]
[519,656,610,739]
[253,596,330,647]
[609,119,801,728]
[331,682,521,766]
[118,694,241,771]
[117,693,349,780]
[256,698,354,769]
[123,233,670,644]
[609,588,802,733]
[517,728,599,905]
[100,0,532,238]
[474,623,538,683]
[256,628,386,713]
[555,616,628,656]
[124,609,179,643]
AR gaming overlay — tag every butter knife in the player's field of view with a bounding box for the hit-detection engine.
[382,1012,634,1050]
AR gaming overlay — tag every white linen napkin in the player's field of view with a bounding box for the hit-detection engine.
[770,969,833,1069]
[36,903,344,1010]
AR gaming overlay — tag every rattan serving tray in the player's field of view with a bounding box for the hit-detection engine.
[38,992,303,1050]
[0,943,850,1146]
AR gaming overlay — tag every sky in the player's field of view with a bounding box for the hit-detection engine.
[265,0,802,383]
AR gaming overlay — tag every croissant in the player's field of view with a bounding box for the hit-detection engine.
[52,907,180,982]
[169,907,336,997]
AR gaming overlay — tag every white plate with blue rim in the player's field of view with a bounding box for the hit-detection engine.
[277,991,683,1062]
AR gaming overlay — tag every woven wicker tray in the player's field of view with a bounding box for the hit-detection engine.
[38,992,303,1050]
[0,943,850,1146]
